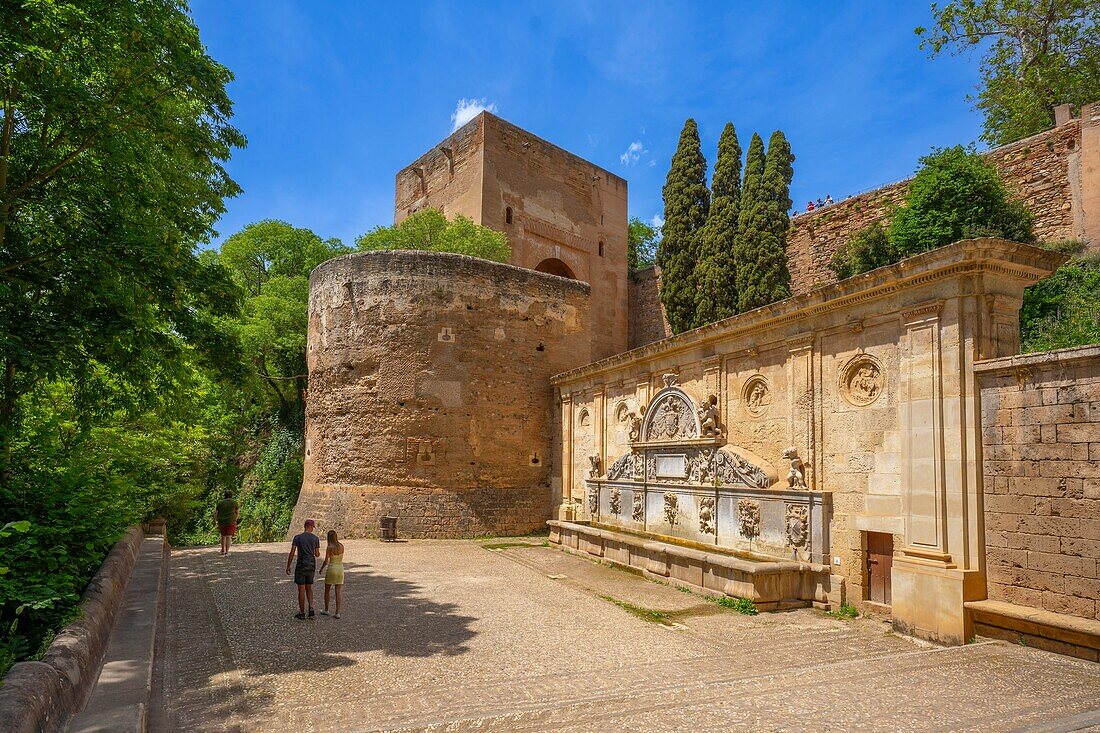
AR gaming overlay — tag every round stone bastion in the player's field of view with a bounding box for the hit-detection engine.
[291,250,592,538]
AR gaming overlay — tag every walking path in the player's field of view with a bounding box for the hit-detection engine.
[152,539,1100,732]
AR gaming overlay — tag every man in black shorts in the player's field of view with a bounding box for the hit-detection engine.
[286,518,321,619]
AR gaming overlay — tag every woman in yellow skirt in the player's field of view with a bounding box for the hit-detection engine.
[318,529,345,619]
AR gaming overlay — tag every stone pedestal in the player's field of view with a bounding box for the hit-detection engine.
[892,553,984,646]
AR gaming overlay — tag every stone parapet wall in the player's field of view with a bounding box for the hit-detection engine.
[293,250,592,538]
[976,345,1100,622]
[628,266,672,348]
[0,527,145,733]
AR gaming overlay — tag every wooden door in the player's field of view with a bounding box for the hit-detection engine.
[866,532,893,606]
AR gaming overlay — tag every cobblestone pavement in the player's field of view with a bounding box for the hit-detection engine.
[156,539,1100,732]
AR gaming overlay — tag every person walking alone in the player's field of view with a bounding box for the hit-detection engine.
[214,491,240,556]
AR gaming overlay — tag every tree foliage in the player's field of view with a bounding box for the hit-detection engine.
[694,123,742,326]
[829,146,1035,280]
[735,131,793,312]
[356,208,510,262]
[657,119,710,334]
[918,0,1100,145]
[0,0,246,480]
[1021,244,1100,352]
[627,217,659,271]
[890,145,1034,256]
[828,222,899,280]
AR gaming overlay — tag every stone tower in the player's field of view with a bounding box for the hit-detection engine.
[394,112,629,359]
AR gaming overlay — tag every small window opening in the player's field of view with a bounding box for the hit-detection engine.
[598,241,605,257]
[505,207,513,225]
[600,214,604,225]
[536,343,545,352]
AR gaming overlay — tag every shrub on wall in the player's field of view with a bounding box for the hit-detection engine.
[829,146,1035,280]
[356,208,511,263]
[1021,243,1100,352]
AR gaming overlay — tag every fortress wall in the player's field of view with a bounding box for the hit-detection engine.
[292,250,591,538]
[629,106,1098,349]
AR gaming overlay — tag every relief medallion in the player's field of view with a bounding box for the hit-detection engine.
[840,354,884,407]
[741,375,772,417]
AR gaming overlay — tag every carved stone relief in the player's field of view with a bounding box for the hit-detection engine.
[698,394,721,438]
[737,499,760,538]
[714,450,771,489]
[663,492,679,526]
[840,354,884,407]
[644,391,698,441]
[609,488,621,516]
[632,493,644,522]
[578,407,592,427]
[588,454,602,479]
[687,448,713,484]
[699,496,716,535]
[782,447,807,489]
[785,505,809,547]
[742,375,772,417]
[627,412,643,442]
[588,485,599,515]
[615,402,630,424]
[607,452,636,480]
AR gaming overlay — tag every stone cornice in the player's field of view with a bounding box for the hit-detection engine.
[974,344,1100,377]
[552,239,1066,385]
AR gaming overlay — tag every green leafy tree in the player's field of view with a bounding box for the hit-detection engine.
[918,1,1100,145]
[829,222,899,280]
[657,119,710,334]
[628,217,660,271]
[356,208,510,262]
[1021,244,1100,352]
[735,131,793,312]
[695,123,742,326]
[0,0,246,479]
[889,145,1034,256]
[219,220,347,296]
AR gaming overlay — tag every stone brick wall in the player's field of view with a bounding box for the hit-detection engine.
[628,266,672,348]
[976,345,1100,622]
[293,250,592,538]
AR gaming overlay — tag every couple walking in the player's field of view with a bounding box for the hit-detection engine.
[286,518,346,619]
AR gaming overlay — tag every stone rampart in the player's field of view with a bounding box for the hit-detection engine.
[292,250,592,538]
[0,527,145,733]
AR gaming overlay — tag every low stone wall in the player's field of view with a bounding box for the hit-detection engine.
[976,345,1100,626]
[0,527,144,733]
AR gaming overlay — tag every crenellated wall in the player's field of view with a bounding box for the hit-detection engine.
[557,239,1066,644]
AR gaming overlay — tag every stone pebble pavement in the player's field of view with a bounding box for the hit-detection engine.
[150,538,1100,733]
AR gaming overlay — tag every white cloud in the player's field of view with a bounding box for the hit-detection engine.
[619,140,646,166]
[649,214,664,229]
[451,98,498,132]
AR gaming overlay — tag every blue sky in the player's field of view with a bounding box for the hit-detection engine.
[190,1,987,246]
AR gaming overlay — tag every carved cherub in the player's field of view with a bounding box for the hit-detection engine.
[783,447,807,489]
[627,408,644,442]
[588,453,601,479]
[698,394,721,437]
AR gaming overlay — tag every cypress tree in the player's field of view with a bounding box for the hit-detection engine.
[657,119,710,334]
[735,130,793,312]
[693,123,742,327]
